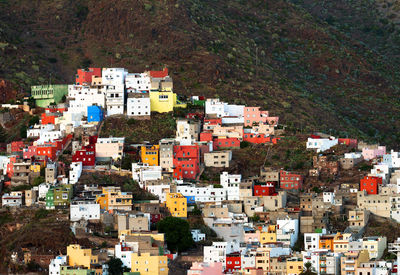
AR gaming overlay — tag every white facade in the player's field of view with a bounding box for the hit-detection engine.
[390,196,400,223]
[304,233,323,251]
[49,255,67,275]
[132,163,162,186]
[102,68,128,85]
[306,137,338,153]
[126,94,150,117]
[125,73,151,92]
[191,229,206,242]
[1,192,23,207]
[115,243,134,269]
[105,84,125,116]
[176,184,226,202]
[175,119,199,146]
[146,184,170,203]
[205,98,227,118]
[322,192,335,204]
[36,130,63,145]
[38,183,52,199]
[220,172,241,201]
[276,218,299,247]
[382,150,400,168]
[27,124,55,138]
[221,116,244,124]
[344,152,363,159]
[68,85,106,116]
[370,164,390,184]
[69,162,83,184]
[70,201,100,221]
[204,242,228,268]
[0,156,10,175]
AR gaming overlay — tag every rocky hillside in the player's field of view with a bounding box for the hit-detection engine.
[1,0,400,146]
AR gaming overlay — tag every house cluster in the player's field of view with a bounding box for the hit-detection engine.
[2,66,400,275]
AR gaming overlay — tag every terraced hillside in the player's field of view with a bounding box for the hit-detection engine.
[1,0,400,146]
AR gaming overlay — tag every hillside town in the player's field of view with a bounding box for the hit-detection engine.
[0,67,400,275]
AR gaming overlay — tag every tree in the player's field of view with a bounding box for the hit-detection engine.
[0,125,7,141]
[19,124,27,138]
[300,262,317,275]
[157,216,194,253]
[106,257,124,275]
[32,176,44,186]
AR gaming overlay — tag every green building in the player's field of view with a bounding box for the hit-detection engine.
[60,266,95,275]
[31,84,68,107]
[45,184,73,210]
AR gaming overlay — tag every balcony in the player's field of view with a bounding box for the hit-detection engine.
[320,263,326,267]
[345,267,355,271]
[345,260,355,264]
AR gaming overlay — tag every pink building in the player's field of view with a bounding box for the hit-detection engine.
[244,231,261,243]
[188,262,223,275]
[362,146,386,160]
[244,107,269,127]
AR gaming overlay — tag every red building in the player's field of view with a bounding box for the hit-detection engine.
[253,183,276,196]
[76,68,101,85]
[36,145,58,160]
[203,118,222,131]
[151,213,161,225]
[23,145,37,160]
[225,252,241,273]
[173,145,200,180]
[243,133,280,144]
[41,112,59,125]
[280,171,304,190]
[73,144,96,167]
[213,137,240,150]
[338,138,358,147]
[9,141,24,154]
[360,176,382,195]
[45,107,67,113]
[6,156,17,178]
[149,67,168,78]
[200,132,213,142]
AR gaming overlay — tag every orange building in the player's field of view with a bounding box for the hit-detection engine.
[141,145,159,166]
[319,235,334,251]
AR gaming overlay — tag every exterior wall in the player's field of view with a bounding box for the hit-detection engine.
[357,191,391,218]
[149,91,185,113]
[96,187,133,211]
[244,107,268,126]
[105,84,125,116]
[173,145,200,180]
[159,139,175,172]
[176,119,201,145]
[166,193,187,218]
[141,145,160,166]
[67,244,98,269]
[220,172,241,201]
[360,176,382,195]
[306,138,338,153]
[31,85,68,107]
[87,105,103,122]
[73,145,95,167]
[280,171,304,190]
[75,68,101,85]
[70,202,100,221]
[287,258,303,275]
[95,137,124,160]
[127,93,151,118]
[130,253,168,275]
[125,73,151,92]
[253,184,275,196]
[176,185,226,202]
[212,137,240,150]
[348,209,369,227]
[204,151,232,168]
[362,146,386,160]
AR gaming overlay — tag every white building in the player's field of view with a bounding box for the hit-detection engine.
[220,172,241,201]
[370,164,390,184]
[276,218,299,247]
[191,229,206,242]
[27,124,55,139]
[125,73,151,92]
[175,119,200,146]
[203,242,239,269]
[69,162,83,184]
[49,255,67,275]
[145,184,170,203]
[176,184,226,203]
[1,191,23,207]
[105,84,125,116]
[115,242,134,269]
[322,192,335,204]
[304,232,324,251]
[70,200,100,221]
[36,130,63,145]
[0,156,10,175]
[306,137,338,153]
[205,98,227,118]
[68,85,106,116]
[102,68,128,86]
[38,183,52,199]
[126,93,150,117]
[382,150,400,168]
[132,163,162,187]
[95,137,125,160]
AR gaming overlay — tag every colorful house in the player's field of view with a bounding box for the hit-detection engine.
[96,186,133,211]
[213,137,240,150]
[280,171,303,190]
[87,105,103,123]
[45,184,73,209]
[173,145,200,180]
[319,235,334,251]
[253,183,276,196]
[67,244,99,269]
[166,193,187,218]
[31,84,68,107]
[141,145,160,166]
[260,225,277,244]
[360,176,382,195]
[72,144,96,167]
[41,112,59,125]
[225,252,241,273]
[131,253,168,275]
[75,68,102,85]
[243,107,270,127]
[149,91,186,113]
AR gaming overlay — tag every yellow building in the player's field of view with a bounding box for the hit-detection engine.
[141,145,160,166]
[333,233,352,253]
[96,186,133,211]
[286,257,303,275]
[166,193,187,218]
[149,91,186,113]
[260,225,277,244]
[67,244,98,269]
[30,164,41,173]
[131,253,168,275]
[119,231,165,242]
[255,247,270,272]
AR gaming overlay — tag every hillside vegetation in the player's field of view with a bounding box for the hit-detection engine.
[1,0,400,146]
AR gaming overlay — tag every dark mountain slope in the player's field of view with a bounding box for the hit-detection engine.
[1,0,400,146]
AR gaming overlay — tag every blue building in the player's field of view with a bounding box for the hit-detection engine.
[87,105,103,122]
